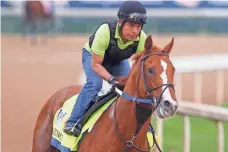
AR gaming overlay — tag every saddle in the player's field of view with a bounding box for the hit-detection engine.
[77,86,119,129]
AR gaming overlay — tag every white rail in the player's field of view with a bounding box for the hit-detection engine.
[2,7,228,18]
[154,54,228,152]
[154,101,228,152]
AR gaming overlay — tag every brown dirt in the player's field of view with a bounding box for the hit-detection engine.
[2,35,228,152]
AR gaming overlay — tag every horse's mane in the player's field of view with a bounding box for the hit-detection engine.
[133,45,162,64]
[128,44,167,79]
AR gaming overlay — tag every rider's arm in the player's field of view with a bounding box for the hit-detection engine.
[90,24,112,81]
[91,53,112,81]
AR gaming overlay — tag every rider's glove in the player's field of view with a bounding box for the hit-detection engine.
[108,76,125,91]
[108,76,117,86]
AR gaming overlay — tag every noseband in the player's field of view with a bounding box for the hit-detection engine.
[113,52,175,152]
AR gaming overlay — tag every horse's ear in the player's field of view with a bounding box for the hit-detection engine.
[144,35,153,52]
[163,38,174,54]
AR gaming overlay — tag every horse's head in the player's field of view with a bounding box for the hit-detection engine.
[128,35,178,119]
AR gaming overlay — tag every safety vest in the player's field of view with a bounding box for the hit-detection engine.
[89,20,139,68]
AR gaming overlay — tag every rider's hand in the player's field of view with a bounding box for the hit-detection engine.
[108,76,118,86]
[108,76,125,91]
[116,76,128,86]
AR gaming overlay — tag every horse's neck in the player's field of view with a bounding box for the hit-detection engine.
[114,83,151,141]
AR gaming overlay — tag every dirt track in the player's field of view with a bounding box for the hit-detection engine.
[2,35,228,152]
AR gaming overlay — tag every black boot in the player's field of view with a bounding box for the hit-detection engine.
[63,123,82,137]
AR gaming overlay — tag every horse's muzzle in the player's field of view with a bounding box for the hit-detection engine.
[156,100,178,119]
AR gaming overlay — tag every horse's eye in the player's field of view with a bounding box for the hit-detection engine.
[148,68,154,75]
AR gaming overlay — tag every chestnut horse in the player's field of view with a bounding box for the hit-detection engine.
[32,35,178,152]
[21,1,55,44]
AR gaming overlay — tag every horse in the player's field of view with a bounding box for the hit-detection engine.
[32,35,178,152]
[21,0,55,45]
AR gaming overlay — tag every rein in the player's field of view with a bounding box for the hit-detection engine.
[113,52,175,152]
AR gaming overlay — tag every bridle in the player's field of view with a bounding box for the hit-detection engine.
[139,52,175,111]
[113,52,175,152]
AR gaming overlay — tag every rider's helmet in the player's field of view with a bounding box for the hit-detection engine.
[117,1,147,26]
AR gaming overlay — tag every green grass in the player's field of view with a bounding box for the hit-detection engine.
[152,104,228,152]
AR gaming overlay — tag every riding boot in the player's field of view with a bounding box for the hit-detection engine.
[63,120,82,137]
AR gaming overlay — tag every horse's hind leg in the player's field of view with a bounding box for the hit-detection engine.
[32,110,56,152]
[20,17,29,42]
[32,86,82,152]
[29,20,38,45]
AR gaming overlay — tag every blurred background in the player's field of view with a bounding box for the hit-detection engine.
[1,1,228,152]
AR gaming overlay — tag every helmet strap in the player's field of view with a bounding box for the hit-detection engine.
[119,20,126,35]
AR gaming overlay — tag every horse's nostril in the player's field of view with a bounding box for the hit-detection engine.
[163,100,171,107]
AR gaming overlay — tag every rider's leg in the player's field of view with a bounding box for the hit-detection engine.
[110,59,131,77]
[64,49,103,136]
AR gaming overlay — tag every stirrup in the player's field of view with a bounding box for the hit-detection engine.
[70,120,82,137]
[64,120,82,137]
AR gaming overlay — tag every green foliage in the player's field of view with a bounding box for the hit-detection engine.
[152,104,228,152]
[2,16,228,34]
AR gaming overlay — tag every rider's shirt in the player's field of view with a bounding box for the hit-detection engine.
[84,22,147,56]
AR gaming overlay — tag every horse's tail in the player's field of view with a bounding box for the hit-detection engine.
[31,85,82,152]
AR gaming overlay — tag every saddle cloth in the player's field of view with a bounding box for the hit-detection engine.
[50,93,158,152]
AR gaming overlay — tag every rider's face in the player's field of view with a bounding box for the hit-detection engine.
[120,21,142,41]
